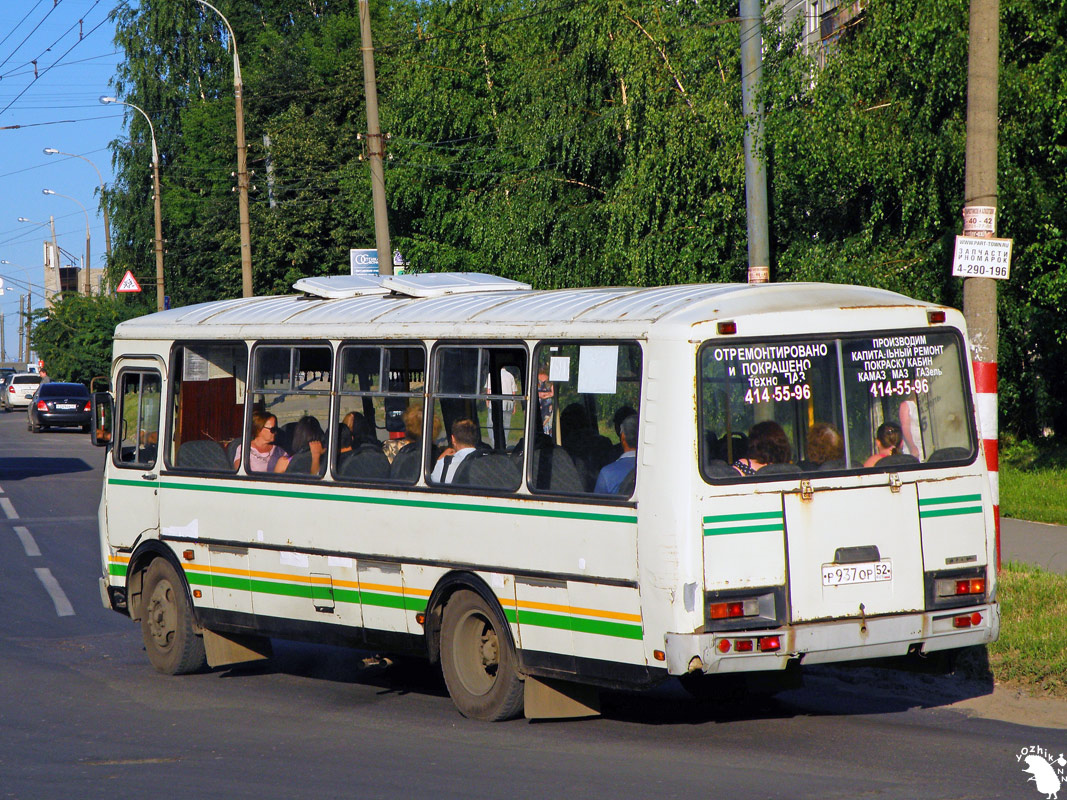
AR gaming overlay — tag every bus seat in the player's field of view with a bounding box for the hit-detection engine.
[926,447,973,462]
[453,451,520,490]
[704,459,738,478]
[389,443,421,482]
[287,446,327,476]
[878,453,919,467]
[817,458,848,471]
[529,445,585,493]
[175,439,232,471]
[757,463,802,476]
[339,444,391,480]
[615,467,636,496]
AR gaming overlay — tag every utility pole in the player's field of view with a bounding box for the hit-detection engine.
[1,312,5,361]
[18,295,24,365]
[359,0,393,276]
[25,286,31,363]
[962,0,1000,567]
[740,0,770,284]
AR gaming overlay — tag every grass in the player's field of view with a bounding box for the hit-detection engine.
[988,561,1067,698]
[999,436,1067,525]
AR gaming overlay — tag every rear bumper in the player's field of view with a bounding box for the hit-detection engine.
[664,602,999,676]
[34,410,91,426]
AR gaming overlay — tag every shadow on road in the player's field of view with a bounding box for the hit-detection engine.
[208,638,995,726]
[0,456,97,480]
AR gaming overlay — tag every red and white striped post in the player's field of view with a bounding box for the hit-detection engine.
[972,360,999,567]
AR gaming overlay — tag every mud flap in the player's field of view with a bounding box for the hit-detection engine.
[203,629,273,668]
[523,676,601,719]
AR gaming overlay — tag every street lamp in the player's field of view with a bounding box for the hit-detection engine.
[42,189,91,296]
[19,216,65,278]
[100,95,165,312]
[43,147,113,260]
[194,0,253,298]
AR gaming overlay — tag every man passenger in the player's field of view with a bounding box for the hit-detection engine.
[429,418,479,484]
[594,414,638,494]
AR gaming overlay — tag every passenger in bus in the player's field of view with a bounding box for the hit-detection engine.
[233,411,290,473]
[608,405,638,461]
[336,423,354,467]
[537,367,554,435]
[801,422,845,470]
[429,418,479,484]
[560,403,613,488]
[594,414,638,494]
[863,422,903,467]
[285,416,326,475]
[732,421,791,476]
[383,404,422,463]
[898,394,923,458]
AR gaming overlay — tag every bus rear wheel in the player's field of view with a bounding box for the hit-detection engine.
[440,590,523,721]
[139,558,206,675]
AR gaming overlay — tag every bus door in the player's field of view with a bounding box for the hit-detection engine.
[106,360,165,546]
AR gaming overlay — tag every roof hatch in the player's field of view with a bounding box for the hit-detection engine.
[380,272,531,298]
[293,275,389,299]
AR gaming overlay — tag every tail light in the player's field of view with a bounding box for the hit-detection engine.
[935,577,986,598]
[37,400,48,411]
[7,385,13,394]
[709,597,760,620]
[83,400,91,411]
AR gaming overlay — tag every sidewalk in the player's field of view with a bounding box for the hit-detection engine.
[1000,517,1067,575]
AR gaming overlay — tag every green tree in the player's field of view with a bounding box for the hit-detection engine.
[30,295,152,385]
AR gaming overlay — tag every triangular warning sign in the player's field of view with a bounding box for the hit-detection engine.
[116,270,142,293]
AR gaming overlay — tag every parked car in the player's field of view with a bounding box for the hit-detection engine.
[27,382,91,432]
[3,372,44,411]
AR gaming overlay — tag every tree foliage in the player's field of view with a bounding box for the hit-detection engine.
[92,0,1067,436]
[30,295,152,385]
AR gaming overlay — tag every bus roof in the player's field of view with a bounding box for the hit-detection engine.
[113,275,947,341]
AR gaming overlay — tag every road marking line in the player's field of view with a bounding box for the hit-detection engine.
[0,497,18,519]
[14,526,40,556]
[35,568,75,617]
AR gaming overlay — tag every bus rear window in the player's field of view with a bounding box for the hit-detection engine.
[699,330,975,481]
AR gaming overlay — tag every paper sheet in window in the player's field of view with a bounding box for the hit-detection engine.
[577,346,618,394]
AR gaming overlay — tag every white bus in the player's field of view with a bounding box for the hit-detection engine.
[94,273,999,720]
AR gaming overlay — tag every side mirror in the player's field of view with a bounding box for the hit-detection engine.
[90,391,113,447]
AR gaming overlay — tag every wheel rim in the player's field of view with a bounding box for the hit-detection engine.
[146,578,178,650]
[452,609,499,698]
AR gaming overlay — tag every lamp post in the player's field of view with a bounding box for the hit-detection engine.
[43,147,112,260]
[195,0,253,298]
[100,96,165,312]
[42,189,91,296]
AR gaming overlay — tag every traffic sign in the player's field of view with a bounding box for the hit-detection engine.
[951,236,1012,280]
[116,270,142,293]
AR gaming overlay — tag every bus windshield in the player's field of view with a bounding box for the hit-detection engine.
[699,329,975,480]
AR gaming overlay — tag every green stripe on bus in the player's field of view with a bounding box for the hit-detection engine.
[109,563,128,577]
[703,523,785,536]
[122,479,637,525]
[919,506,984,519]
[919,494,982,507]
[703,511,783,524]
[516,609,643,640]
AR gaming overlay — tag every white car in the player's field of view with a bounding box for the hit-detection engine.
[3,373,44,410]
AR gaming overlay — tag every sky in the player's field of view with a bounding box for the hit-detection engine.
[0,0,126,366]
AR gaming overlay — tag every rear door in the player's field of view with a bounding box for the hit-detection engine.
[783,484,925,622]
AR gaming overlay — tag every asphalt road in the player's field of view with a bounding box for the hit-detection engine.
[0,410,1062,799]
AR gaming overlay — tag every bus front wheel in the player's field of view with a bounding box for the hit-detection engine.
[440,590,523,721]
[139,558,206,675]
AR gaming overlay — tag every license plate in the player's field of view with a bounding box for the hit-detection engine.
[821,560,892,586]
[55,403,77,410]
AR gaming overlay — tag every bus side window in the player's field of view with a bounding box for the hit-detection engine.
[166,343,247,473]
[336,343,425,484]
[248,344,332,478]
[529,341,642,498]
[429,344,525,492]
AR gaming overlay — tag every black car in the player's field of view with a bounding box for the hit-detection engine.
[27,382,91,432]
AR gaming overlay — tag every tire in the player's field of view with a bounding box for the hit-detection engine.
[139,558,206,675]
[439,590,524,721]
[28,419,40,433]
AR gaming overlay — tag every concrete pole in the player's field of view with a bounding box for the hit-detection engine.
[359,0,393,276]
[152,157,165,311]
[740,0,770,284]
[18,295,23,365]
[962,0,1000,567]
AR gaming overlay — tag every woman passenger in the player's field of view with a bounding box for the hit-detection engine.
[233,411,290,473]
[863,422,903,467]
[733,421,791,476]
